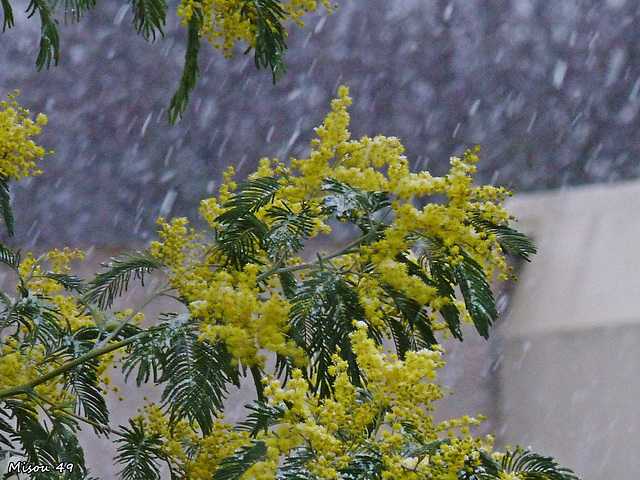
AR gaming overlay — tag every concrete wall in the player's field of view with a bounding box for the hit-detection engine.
[497,180,640,480]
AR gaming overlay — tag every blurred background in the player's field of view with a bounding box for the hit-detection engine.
[2,0,640,478]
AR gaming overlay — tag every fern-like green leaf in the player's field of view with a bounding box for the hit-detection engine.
[263,204,314,258]
[0,174,14,236]
[168,10,201,123]
[337,451,384,480]
[276,448,315,479]
[289,269,376,397]
[416,238,497,340]
[500,447,580,480]
[321,178,390,233]
[471,217,537,261]
[0,242,20,270]
[83,250,162,309]
[53,0,97,23]
[122,324,170,386]
[43,273,87,294]
[454,251,497,339]
[381,285,437,353]
[11,295,63,355]
[214,177,282,266]
[64,360,109,435]
[121,315,188,386]
[216,213,268,268]
[43,408,88,479]
[0,405,17,449]
[1,0,14,30]
[159,327,239,435]
[459,450,502,479]
[395,252,462,341]
[234,401,285,435]
[130,0,167,40]
[213,441,267,480]
[26,0,60,70]
[222,176,280,214]
[115,419,166,480]
[241,0,287,83]
[3,397,86,477]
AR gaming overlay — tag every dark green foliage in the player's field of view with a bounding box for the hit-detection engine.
[461,447,580,480]
[0,242,20,270]
[454,250,497,339]
[336,451,384,480]
[0,175,14,236]
[417,237,497,340]
[234,401,285,435]
[115,419,167,480]
[168,10,201,124]
[470,217,537,261]
[83,249,163,309]
[122,321,172,386]
[43,273,87,294]
[215,176,281,267]
[59,326,137,435]
[10,295,64,355]
[275,449,316,479]
[64,358,109,435]
[499,447,580,480]
[1,398,88,479]
[122,322,171,386]
[381,284,437,353]
[213,440,267,480]
[129,0,167,40]
[159,323,240,436]
[54,0,96,23]
[394,251,463,341]
[25,0,60,70]
[220,176,280,215]
[0,409,13,448]
[263,204,314,258]
[321,178,390,233]
[287,269,378,397]
[216,212,268,268]
[1,0,14,30]
[122,313,240,435]
[242,0,288,82]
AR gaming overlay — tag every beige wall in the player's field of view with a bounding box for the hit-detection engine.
[497,180,640,480]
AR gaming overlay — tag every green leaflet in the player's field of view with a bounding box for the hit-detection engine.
[0,174,14,236]
[25,0,60,70]
[83,249,162,309]
[242,0,288,83]
[470,216,537,261]
[168,10,201,123]
[129,0,167,40]
[115,419,166,480]
[213,441,267,480]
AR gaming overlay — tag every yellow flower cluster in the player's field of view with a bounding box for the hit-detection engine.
[176,0,334,55]
[242,324,488,478]
[137,401,252,478]
[150,217,304,367]
[15,249,94,332]
[152,85,521,365]
[132,324,490,479]
[141,87,537,477]
[0,249,94,402]
[0,90,49,180]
